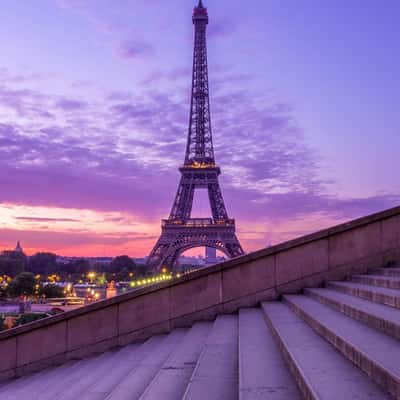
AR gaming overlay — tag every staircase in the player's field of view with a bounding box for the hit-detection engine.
[0,265,399,399]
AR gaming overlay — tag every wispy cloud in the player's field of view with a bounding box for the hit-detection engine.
[15,217,80,223]
[0,68,398,254]
[117,39,153,59]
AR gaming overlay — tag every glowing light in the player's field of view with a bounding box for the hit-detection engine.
[87,272,96,280]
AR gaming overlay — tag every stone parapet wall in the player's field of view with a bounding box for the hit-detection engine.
[0,206,399,381]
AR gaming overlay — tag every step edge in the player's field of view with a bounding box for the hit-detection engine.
[304,288,400,341]
[261,303,319,400]
[283,295,399,399]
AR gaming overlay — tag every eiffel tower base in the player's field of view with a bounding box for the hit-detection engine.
[147,221,243,272]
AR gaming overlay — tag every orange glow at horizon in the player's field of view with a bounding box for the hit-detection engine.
[0,203,347,258]
[0,203,158,257]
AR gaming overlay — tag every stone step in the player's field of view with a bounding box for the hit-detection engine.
[239,308,302,400]
[305,288,400,341]
[183,315,238,400]
[370,268,400,277]
[0,361,78,400]
[105,329,188,400]
[4,351,114,400]
[351,274,400,290]
[139,322,212,400]
[262,302,390,400]
[55,345,143,400]
[284,294,400,398]
[0,368,53,397]
[81,337,163,400]
[328,281,400,309]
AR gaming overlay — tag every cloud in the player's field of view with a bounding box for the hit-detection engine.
[15,217,80,223]
[208,19,235,38]
[117,39,153,59]
[55,98,88,111]
[0,70,398,255]
[0,228,157,257]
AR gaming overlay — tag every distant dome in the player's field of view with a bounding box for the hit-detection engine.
[15,241,24,254]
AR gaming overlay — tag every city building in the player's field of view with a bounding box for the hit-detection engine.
[14,241,24,255]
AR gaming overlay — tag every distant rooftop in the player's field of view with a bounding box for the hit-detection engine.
[14,241,24,254]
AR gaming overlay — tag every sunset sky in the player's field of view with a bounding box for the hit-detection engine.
[0,0,399,257]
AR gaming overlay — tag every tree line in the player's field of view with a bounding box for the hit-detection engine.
[0,252,147,281]
[0,252,149,299]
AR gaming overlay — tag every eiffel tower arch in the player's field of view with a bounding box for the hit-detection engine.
[147,0,244,271]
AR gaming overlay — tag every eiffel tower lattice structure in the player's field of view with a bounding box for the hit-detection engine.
[147,0,244,271]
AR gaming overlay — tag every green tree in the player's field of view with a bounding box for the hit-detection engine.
[8,272,36,297]
[0,286,7,298]
[0,251,26,277]
[28,252,58,275]
[110,256,136,272]
[67,258,90,274]
[40,284,65,299]
[96,273,107,286]
[134,264,147,277]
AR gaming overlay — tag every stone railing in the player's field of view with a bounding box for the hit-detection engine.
[0,205,399,381]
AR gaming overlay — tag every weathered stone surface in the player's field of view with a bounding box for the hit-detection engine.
[352,274,400,289]
[182,315,238,400]
[170,306,223,330]
[67,305,118,351]
[17,321,67,367]
[382,215,400,252]
[239,308,301,400]
[222,256,275,302]
[16,352,67,378]
[170,273,222,319]
[222,288,277,314]
[328,281,400,309]
[305,288,400,341]
[329,222,382,269]
[118,288,170,335]
[118,322,171,347]
[67,336,119,361]
[276,239,329,286]
[0,337,16,372]
[262,301,390,399]
[284,294,400,398]
[277,274,325,295]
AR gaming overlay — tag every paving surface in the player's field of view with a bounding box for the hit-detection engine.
[0,266,399,399]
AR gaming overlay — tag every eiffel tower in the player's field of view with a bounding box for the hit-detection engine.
[147,0,244,271]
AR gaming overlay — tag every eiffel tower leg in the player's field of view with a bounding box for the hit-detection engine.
[146,238,170,271]
[208,181,228,221]
[169,177,195,221]
[225,238,245,258]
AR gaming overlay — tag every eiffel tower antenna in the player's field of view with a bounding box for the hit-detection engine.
[147,0,244,271]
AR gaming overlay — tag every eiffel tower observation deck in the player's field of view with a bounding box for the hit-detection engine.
[147,0,244,271]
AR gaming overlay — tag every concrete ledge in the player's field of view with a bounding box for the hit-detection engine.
[0,205,399,381]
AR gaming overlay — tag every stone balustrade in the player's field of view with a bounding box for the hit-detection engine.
[0,205,399,381]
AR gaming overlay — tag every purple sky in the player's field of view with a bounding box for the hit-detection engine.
[0,0,399,256]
